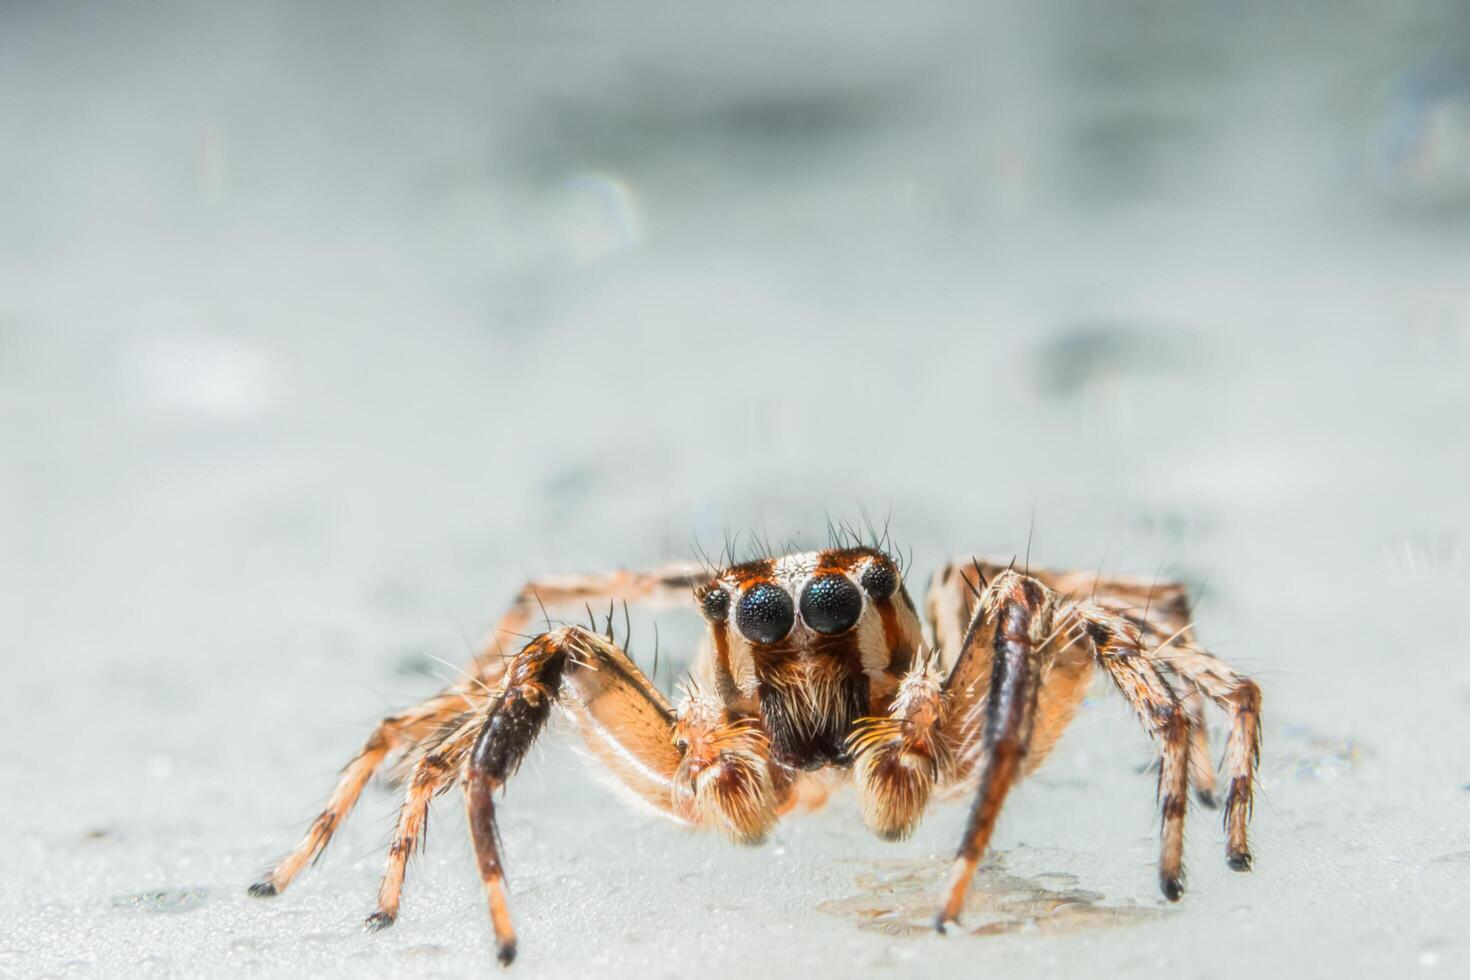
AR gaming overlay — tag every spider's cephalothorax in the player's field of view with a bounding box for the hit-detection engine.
[248,543,1262,967]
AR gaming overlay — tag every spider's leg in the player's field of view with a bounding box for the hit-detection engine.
[250,561,710,901]
[1180,687,1219,807]
[471,562,709,686]
[1085,574,1252,842]
[1143,640,1261,870]
[461,625,777,966]
[248,690,467,897]
[1074,605,1193,902]
[366,712,481,930]
[934,570,1054,931]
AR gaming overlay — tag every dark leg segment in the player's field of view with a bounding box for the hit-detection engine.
[463,634,567,966]
[936,572,1052,931]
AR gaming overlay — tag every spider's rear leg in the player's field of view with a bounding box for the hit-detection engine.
[1087,575,1259,850]
[248,691,466,898]
[1075,606,1193,902]
[248,561,707,901]
[462,625,779,966]
[1147,642,1261,869]
[475,562,709,678]
[366,712,481,931]
[1181,688,1219,808]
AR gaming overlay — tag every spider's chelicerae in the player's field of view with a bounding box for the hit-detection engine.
[249,542,1261,965]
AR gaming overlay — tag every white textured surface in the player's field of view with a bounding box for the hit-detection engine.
[4,2,1470,977]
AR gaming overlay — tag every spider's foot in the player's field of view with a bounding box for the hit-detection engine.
[933,911,957,935]
[1160,874,1185,903]
[247,880,278,899]
[1195,788,1219,809]
[495,939,517,967]
[1227,850,1253,872]
[364,910,396,933]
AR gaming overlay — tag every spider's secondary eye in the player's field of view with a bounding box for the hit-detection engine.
[860,560,897,600]
[700,587,730,623]
[799,575,863,635]
[735,583,795,645]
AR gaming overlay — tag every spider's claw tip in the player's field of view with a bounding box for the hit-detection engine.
[933,912,954,935]
[1160,875,1185,902]
[364,910,395,933]
[247,880,278,899]
[496,940,517,967]
[1227,851,1253,872]
[1195,788,1219,809]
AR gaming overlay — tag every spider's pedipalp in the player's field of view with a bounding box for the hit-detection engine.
[849,652,948,841]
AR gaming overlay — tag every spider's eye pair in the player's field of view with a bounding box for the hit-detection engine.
[702,576,866,644]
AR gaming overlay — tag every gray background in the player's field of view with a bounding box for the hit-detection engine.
[3,1,1468,977]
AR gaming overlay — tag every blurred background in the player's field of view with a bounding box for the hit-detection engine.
[3,1,1468,977]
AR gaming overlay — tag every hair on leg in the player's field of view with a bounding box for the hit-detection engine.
[366,713,482,931]
[1144,641,1261,870]
[460,624,775,965]
[935,571,1054,931]
[1074,606,1192,902]
[248,691,467,898]
[848,651,949,841]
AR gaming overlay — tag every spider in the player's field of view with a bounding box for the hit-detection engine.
[248,543,1261,966]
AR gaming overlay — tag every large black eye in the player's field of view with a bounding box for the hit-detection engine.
[736,583,795,645]
[800,575,863,635]
[700,586,730,623]
[860,560,897,600]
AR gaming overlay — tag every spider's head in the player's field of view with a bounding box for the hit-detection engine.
[696,546,922,767]
[696,547,922,700]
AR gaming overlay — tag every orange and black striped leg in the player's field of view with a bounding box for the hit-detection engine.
[460,625,699,966]
[1149,644,1261,870]
[248,691,466,898]
[1181,688,1220,808]
[1078,608,1192,902]
[462,635,567,967]
[365,714,480,931]
[935,571,1054,931]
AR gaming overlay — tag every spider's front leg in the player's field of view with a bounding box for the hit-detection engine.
[458,625,780,966]
[933,570,1056,930]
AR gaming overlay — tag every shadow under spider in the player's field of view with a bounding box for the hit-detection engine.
[817,855,1167,939]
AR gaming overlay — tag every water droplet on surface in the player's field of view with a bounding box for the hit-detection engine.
[819,855,1165,939]
[111,887,209,914]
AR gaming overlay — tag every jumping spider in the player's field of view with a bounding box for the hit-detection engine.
[249,545,1261,965]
